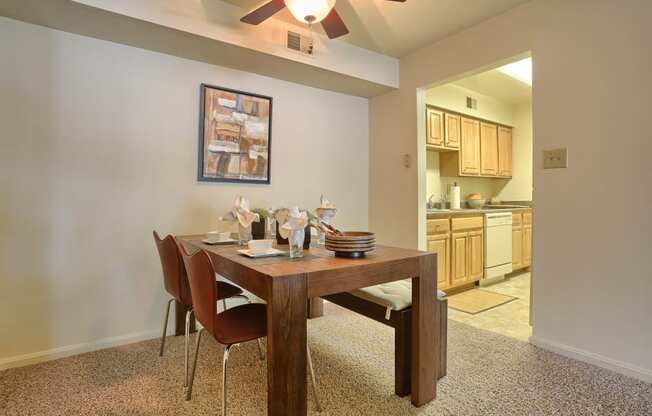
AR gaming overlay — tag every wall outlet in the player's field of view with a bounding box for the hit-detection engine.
[543,148,568,169]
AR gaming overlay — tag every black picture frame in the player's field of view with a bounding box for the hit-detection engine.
[198,83,272,184]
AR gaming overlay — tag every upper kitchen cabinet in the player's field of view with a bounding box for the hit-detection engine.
[498,126,513,177]
[444,113,460,149]
[426,106,460,151]
[435,107,513,179]
[460,117,481,175]
[440,116,481,176]
[426,107,444,146]
[480,122,499,176]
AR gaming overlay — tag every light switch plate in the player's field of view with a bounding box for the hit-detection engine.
[543,148,568,169]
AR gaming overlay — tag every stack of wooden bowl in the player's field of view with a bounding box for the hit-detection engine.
[325,231,376,258]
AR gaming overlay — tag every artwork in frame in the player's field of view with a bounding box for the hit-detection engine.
[198,84,272,184]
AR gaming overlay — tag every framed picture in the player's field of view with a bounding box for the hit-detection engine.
[198,84,272,184]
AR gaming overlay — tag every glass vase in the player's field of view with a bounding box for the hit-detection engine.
[238,223,252,245]
[289,228,305,259]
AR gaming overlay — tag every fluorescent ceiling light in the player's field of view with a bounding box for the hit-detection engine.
[497,58,532,85]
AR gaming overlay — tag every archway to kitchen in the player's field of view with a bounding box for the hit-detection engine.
[416,54,534,341]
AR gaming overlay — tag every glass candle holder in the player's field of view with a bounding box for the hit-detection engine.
[238,223,252,245]
[289,228,305,258]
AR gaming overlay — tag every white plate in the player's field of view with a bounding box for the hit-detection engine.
[237,248,286,258]
[202,238,237,245]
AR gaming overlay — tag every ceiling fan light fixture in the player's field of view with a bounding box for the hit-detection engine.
[285,0,336,24]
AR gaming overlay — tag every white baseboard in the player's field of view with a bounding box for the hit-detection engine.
[0,329,161,371]
[529,335,652,384]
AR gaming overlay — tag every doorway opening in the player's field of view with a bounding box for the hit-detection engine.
[420,56,533,341]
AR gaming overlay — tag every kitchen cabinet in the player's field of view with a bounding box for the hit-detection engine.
[444,113,460,149]
[426,106,460,151]
[426,219,450,290]
[428,216,484,290]
[427,105,513,179]
[426,108,444,146]
[522,211,532,267]
[449,215,484,287]
[468,229,484,280]
[460,117,481,175]
[498,126,513,177]
[428,234,450,290]
[450,231,469,286]
[511,210,532,271]
[480,122,499,176]
[512,213,523,270]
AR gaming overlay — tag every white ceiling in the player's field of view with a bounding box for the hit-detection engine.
[453,68,532,104]
[223,0,531,57]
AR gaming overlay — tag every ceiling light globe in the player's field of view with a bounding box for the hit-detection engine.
[285,0,336,24]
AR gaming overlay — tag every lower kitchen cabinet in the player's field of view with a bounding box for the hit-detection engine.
[450,231,469,286]
[429,211,532,292]
[468,229,484,280]
[435,215,484,289]
[427,233,450,290]
[523,224,532,267]
[511,210,533,271]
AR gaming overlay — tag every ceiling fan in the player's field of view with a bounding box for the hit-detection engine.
[241,0,406,39]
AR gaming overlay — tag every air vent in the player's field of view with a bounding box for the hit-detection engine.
[466,97,478,110]
[286,31,314,56]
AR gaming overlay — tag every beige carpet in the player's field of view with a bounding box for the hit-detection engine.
[1,303,651,416]
[447,289,517,314]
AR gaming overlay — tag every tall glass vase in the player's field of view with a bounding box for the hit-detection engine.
[238,223,252,245]
[289,228,305,258]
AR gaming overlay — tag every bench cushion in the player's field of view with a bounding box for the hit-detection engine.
[349,279,446,312]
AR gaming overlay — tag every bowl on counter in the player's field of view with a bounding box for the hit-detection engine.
[466,199,487,209]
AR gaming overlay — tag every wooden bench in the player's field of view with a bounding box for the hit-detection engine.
[322,280,447,397]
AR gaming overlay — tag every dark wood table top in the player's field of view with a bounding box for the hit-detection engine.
[178,235,432,299]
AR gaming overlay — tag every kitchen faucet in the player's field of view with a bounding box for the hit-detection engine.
[427,194,436,209]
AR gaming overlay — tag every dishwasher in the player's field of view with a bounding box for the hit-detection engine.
[480,212,513,286]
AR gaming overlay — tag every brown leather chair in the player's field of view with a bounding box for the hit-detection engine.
[177,241,323,414]
[153,231,262,388]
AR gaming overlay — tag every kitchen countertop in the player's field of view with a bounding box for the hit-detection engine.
[427,205,532,218]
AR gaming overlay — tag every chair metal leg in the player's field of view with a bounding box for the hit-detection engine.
[184,309,194,387]
[159,299,174,357]
[307,345,323,412]
[222,344,233,416]
[185,328,204,401]
[232,294,265,361]
[256,339,265,361]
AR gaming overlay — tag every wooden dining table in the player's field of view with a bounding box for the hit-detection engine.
[177,235,439,416]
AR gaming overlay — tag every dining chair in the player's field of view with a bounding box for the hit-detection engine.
[177,241,323,414]
[153,231,263,389]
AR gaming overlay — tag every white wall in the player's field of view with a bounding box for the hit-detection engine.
[425,83,533,203]
[370,0,652,381]
[498,101,532,201]
[0,18,369,365]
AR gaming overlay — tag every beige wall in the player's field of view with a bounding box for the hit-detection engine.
[370,0,652,381]
[425,83,532,203]
[499,101,532,201]
[0,18,369,366]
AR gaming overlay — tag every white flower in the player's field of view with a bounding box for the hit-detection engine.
[219,196,260,228]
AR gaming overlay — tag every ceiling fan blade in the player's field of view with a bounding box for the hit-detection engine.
[240,0,286,25]
[321,8,349,39]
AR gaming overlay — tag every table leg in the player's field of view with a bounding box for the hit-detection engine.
[411,254,438,406]
[267,274,308,416]
[308,297,324,319]
[174,301,195,336]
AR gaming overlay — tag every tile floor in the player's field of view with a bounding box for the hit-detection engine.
[447,271,532,341]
